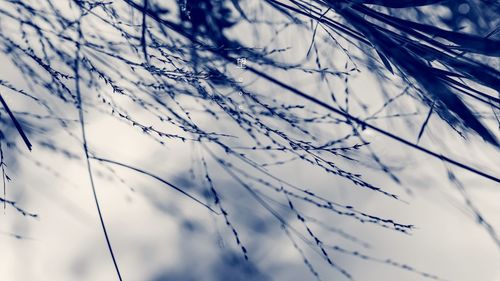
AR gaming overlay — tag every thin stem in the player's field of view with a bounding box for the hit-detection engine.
[90,156,219,214]
[74,12,123,281]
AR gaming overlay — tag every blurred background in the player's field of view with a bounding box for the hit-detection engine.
[0,1,499,280]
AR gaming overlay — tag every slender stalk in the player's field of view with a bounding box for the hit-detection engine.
[74,12,123,281]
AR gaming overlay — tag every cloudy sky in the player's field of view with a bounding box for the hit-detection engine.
[1,1,499,281]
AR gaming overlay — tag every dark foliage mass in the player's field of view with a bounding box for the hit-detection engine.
[0,0,498,280]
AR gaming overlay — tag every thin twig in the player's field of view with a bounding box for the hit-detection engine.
[74,10,123,281]
[0,93,32,151]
